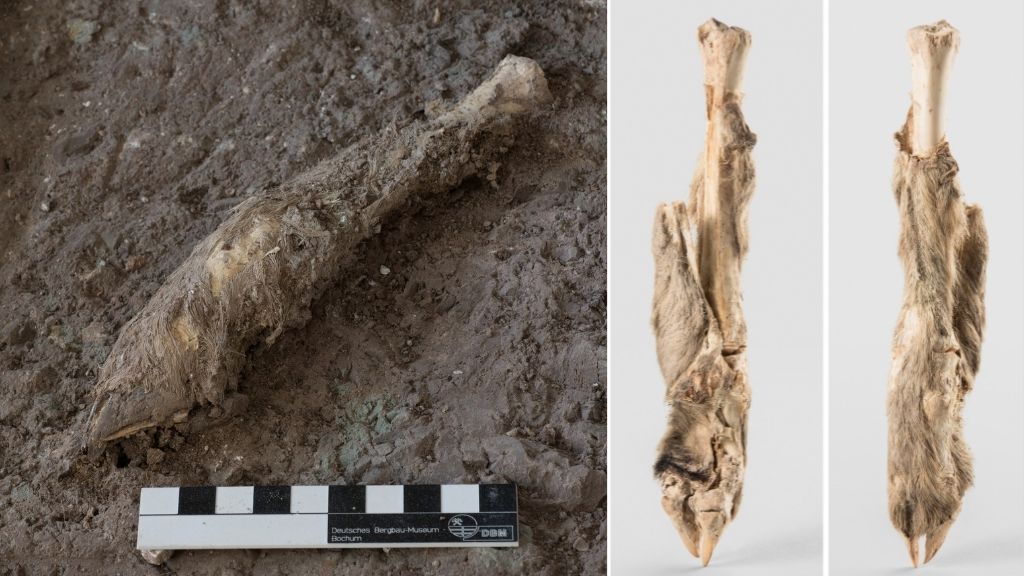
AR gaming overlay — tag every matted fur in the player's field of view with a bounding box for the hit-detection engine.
[887,111,987,562]
[652,88,755,562]
[86,56,551,444]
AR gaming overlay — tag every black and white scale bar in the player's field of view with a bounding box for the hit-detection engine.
[137,484,518,550]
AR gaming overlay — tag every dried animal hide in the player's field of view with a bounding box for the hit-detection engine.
[887,113,987,566]
[651,19,756,566]
[86,56,551,445]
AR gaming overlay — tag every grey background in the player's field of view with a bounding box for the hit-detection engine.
[609,0,823,573]
[830,1,1024,574]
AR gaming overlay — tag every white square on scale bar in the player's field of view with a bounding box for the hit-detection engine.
[215,486,254,514]
[291,485,329,514]
[139,487,179,515]
[365,485,404,513]
[441,484,480,513]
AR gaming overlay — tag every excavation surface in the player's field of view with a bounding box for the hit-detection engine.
[0,1,607,574]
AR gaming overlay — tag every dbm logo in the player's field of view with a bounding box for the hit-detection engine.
[447,515,479,539]
[479,528,510,538]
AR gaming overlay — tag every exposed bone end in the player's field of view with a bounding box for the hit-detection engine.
[906,21,959,157]
[697,19,751,95]
[442,55,552,126]
[907,20,960,57]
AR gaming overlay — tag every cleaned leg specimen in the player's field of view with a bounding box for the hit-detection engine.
[86,56,551,444]
[651,19,755,567]
[887,21,986,567]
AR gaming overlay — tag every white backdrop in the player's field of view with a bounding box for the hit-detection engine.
[829,1,1024,574]
[608,1,824,573]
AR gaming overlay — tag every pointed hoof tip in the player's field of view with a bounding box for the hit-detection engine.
[699,539,717,567]
[906,537,919,568]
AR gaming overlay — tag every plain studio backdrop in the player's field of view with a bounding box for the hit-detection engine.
[830,0,1024,575]
[608,0,823,574]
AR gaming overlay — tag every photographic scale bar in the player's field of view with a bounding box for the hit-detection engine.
[137,483,518,551]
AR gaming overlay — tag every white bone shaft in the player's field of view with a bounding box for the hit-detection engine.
[908,23,959,156]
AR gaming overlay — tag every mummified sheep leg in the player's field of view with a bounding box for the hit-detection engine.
[652,19,755,567]
[86,56,551,445]
[887,21,987,567]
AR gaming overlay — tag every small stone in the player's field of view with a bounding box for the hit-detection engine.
[125,254,147,272]
[209,461,243,485]
[379,265,390,276]
[67,19,98,44]
[40,201,50,212]
[553,245,579,263]
[140,549,173,565]
[452,370,463,376]
[145,448,165,466]
[573,537,590,551]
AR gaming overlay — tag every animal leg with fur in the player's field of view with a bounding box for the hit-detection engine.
[86,56,551,446]
[887,21,987,567]
[652,19,756,567]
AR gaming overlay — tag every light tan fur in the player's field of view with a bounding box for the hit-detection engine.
[651,19,755,567]
[887,21,986,567]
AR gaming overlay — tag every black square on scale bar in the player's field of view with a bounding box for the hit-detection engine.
[403,485,441,513]
[254,486,291,514]
[479,484,516,513]
[329,485,366,513]
[178,486,216,515]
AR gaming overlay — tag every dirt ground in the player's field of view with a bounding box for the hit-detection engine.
[0,1,606,574]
